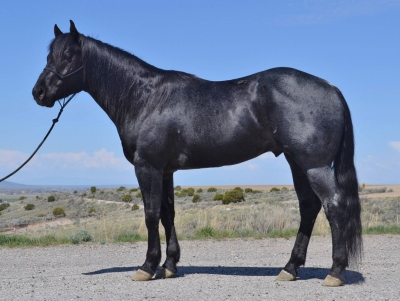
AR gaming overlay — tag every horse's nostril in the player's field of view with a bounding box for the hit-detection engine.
[34,87,45,100]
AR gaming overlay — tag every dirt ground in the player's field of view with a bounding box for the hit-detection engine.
[0,235,398,301]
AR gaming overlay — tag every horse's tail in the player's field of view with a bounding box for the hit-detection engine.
[333,87,363,268]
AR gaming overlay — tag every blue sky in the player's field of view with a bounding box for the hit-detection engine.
[0,1,399,186]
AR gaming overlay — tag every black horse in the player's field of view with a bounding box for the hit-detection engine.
[32,21,362,286]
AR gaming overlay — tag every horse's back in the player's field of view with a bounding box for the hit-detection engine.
[134,67,346,170]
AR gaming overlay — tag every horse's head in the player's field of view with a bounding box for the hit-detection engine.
[32,20,84,107]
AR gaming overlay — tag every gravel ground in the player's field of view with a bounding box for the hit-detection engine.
[0,235,398,301]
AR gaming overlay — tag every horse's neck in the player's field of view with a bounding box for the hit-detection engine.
[81,37,160,129]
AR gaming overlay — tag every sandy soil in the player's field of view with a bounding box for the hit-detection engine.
[0,235,398,301]
[1,217,74,235]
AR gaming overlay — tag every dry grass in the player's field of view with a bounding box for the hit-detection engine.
[0,185,399,247]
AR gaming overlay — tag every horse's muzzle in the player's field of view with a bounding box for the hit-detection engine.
[32,86,54,107]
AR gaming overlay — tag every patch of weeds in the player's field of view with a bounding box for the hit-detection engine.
[235,229,254,238]
[69,229,93,244]
[0,234,69,248]
[196,226,216,238]
[363,225,400,235]
[267,228,298,239]
[114,232,143,242]
[88,207,96,215]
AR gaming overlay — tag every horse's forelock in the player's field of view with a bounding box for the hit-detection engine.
[47,34,74,56]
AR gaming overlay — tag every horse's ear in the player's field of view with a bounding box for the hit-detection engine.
[54,24,63,37]
[69,20,80,41]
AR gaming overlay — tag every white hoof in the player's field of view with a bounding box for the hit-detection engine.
[276,270,296,281]
[132,269,153,281]
[321,275,344,287]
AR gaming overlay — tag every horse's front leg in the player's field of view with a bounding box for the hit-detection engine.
[155,172,180,279]
[132,159,163,281]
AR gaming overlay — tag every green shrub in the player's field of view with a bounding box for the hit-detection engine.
[233,187,243,192]
[196,188,203,193]
[19,196,26,201]
[245,188,253,193]
[213,193,224,201]
[192,194,201,203]
[187,188,195,196]
[0,203,10,211]
[122,194,133,202]
[132,204,140,211]
[47,195,56,202]
[281,187,288,191]
[176,190,187,198]
[69,229,93,244]
[90,186,97,194]
[129,188,138,192]
[270,187,280,192]
[88,207,96,215]
[73,190,77,194]
[117,186,126,192]
[135,191,142,199]
[53,207,65,217]
[37,213,46,218]
[196,226,215,238]
[253,190,262,193]
[222,190,245,204]
[24,204,35,210]
[207,187,217,192]
[174,186,182,191]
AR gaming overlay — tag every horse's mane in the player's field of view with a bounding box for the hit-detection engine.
[62,34,194,120]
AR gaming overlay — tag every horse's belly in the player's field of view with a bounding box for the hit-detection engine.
[174,134,277,170]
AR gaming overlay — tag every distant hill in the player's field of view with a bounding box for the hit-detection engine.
[0,180,138,192]
[0,181,31,189]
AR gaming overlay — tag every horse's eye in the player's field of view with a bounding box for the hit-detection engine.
[63,53,72,61]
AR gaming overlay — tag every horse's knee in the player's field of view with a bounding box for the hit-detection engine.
[145,209,161,228]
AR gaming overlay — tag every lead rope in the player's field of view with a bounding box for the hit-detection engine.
[0,92,78,182]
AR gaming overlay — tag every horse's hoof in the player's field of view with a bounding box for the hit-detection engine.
[132,269,153,281]
[321,275,344,287]
[154,268,176,279]
[276,270,296,281]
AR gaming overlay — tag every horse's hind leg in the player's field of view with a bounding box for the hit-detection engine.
[277,154,322,281]
[305,165,349,286]
[155,172,181,279]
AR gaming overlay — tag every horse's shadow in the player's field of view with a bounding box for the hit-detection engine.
[83,266,364,284]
